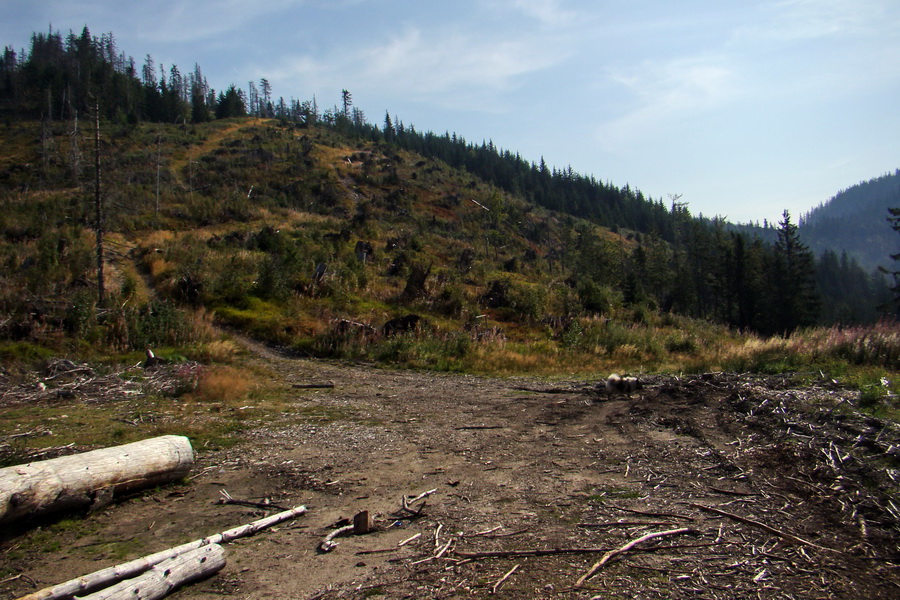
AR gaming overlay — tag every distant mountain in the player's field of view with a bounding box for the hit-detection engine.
[799,170,900,273]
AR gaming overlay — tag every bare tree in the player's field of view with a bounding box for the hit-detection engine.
[341,89,352,119]
[93,98,105,305]
[260,78,272,117]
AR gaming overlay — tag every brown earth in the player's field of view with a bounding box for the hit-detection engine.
[2,341,900,599]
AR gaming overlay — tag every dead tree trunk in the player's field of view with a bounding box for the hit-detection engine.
[76,544,225,600]
[0,435,193,525]
[18,504,307,600]
[93,98,105,306]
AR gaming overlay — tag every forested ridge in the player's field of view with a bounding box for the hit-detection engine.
[0,26,895,366]
[800,171,900,273]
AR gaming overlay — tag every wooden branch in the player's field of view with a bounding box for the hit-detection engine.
[611,506,695,521]
[455,547,613,560]
[17,504,307,600]
[690,503,844,554]
[76,544,225,600]
[398,532,421,546]
[491,564,519,594]
[709,486,760,497]
[318,525,353,553]
[395,488,437,518]
[407,489,438,505]
[468,526,503,537]
[216,489,287,511]
[291,383,335,389]
[578,521,674,528]
[574,528,693,588]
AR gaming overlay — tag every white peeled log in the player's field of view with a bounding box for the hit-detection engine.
[17,504,307,600]
[74,544,225,600]
[0,435,194,525]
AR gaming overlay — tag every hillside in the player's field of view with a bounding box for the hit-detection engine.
[0,25,896,374]
[799,170,900,273]
[2,25,900,600]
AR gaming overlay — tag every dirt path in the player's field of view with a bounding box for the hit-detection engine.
[2,343,900,599]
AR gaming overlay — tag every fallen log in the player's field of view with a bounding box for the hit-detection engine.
[1,435,194,526]
[17,504,307,600]
[75,544,225,600]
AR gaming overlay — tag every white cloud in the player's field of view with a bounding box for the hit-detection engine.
[266,25,570,110]
[596,56,738,148]
[132,0,307,44]
[746,0,890,42]
[503,0,578,26]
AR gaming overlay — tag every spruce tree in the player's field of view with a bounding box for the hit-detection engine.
[772,210,820,334]
[881,207,900,314]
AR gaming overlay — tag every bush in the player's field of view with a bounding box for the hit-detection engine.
[483,278,546,323]
[577,279,616,315]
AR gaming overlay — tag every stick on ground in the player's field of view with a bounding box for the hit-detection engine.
[690,503,844,554]
[574,527,693,588]
[491,564,519,594]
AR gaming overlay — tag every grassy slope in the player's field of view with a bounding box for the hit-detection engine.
[0,117,897,391]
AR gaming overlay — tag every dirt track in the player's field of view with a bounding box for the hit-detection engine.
[2,344,900,599]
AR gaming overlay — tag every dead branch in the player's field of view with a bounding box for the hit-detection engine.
[512,385,583,394]
[43,367,95,382]
[574,527,694,588]
[409,488,438,505]
[491,564,519,594]
[291,383,335,389]
[398,532,421,546]
[468,526,503,537]
[690,503,844,554]
[434,539,454,559]
[216,489,287,511]
[454,547,614,560]
[611,506,695,521]
[355,547,399,555]
[578,521,675,528]
[318,525,354,553]
[17,504,307,600]
[393,488,437,519]
[709,486,760,497]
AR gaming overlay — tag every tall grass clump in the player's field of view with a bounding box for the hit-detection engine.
[812,322,900,369]
[103,301,213,352]
[191,365,253,403]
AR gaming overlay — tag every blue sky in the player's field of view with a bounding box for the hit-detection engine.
[3,0,899,224]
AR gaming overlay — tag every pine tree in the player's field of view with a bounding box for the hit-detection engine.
[771,210,820,334]
[881,207,900,314]
[383,111,395,142]
[260,78,272,117]
[341,89,352,118]
[215,84,246,118]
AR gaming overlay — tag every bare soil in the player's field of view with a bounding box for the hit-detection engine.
[2,341,900,599]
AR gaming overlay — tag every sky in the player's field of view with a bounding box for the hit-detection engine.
[3,0,899,224]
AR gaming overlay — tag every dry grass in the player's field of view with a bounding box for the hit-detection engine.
[190,365,254,403]
[192,339,242,363]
